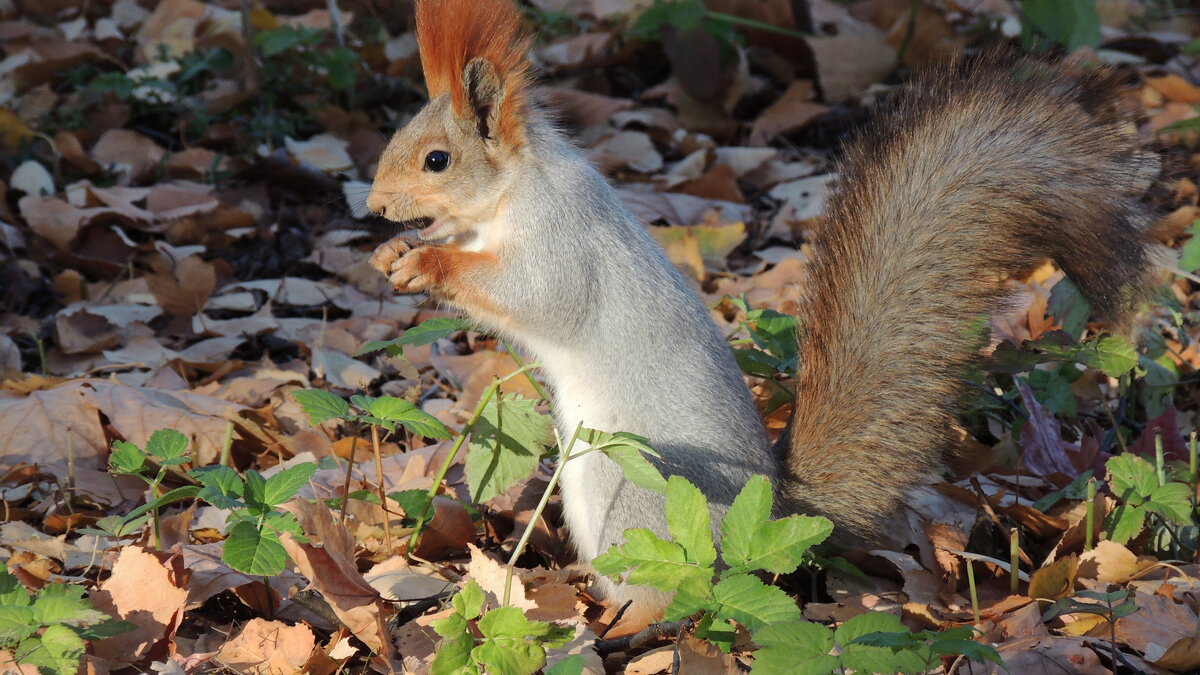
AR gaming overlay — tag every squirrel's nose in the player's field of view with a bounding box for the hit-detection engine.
[365,189,387,216]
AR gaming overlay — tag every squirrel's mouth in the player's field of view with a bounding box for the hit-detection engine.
[397,217,445,239]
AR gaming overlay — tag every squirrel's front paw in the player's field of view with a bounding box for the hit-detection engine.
[385,246,441,294]
[368,237,416,277]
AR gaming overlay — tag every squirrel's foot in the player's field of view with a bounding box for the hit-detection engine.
[369,237,435,294]
[383,245,440,294]
[368,237,415,277]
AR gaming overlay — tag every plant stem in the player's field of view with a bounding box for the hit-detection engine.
[503,422,581,606]
[1086,477,1096,551]
[896,0,920,65]
[501,338,550,404]
[705,10,811,40]
[338,433,360,524]
[965,560,980,625]
[406,364,540,557]
[220,414,235,467]
[370,424,393,555]
[1009,527,1019,596]
[1155,431,1166,487]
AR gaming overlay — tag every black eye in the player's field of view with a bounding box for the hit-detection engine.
[424,150,450,172]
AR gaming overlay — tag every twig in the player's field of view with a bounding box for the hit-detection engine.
[595,620,690,655]
[371,424,393,555]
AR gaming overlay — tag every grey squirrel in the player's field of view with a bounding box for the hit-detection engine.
[365,0,1156,621]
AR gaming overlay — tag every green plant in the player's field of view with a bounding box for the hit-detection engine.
[1104,452,1194,550]
[1021,0,1100,51]
[106,429,198,548]
[431,580,575,675]
[0,571,134,675]
[189,462,318,575]
[1041,589,1138,669]
[728,296,799,413]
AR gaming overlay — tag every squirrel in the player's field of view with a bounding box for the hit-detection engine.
[365,0,1157,621]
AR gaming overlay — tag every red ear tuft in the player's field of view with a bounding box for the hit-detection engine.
[415,0,531,144]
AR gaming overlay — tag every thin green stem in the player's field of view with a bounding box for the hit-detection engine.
[1009,527,1019,596]
[503,422,583,606]
[965,560,980,625]
[705,10,811,40]
[501,339,550,404]
[1155,431,1166,487]
[1086,477,1096,551]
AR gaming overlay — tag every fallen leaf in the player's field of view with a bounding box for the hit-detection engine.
[749,80,828,146]
[215,618,316,675]
[91,546,189,662]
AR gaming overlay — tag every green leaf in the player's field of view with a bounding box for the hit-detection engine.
[662,575,714,622]
[1078,335,1138,377]
[430,613,476,675]
[580,429,667,494]
[144,428,189,464]
[720,475,773,568]
[592,529,706,592]
[14,624,85,675]
[389,489,435,526]
[473,606,567,675]
[752,621,839,675]
[222,520,288,576]
[1146,482,1194,525]
[665,476,716,567]
[730,515,833,576]
[192,465,246,510]
[544,654,584,675]
[109,440,145,474]
[360,317,474,353]
[838,614,930,675]
[466,393,553,503]
[928,638,1004,665]
[0,571,29,607]
[1046,276,1089,339]
[711,574,800,633]
[1108,503,1147,545]
[1106,454,1157,502]
[350,395,450,439]
[31,584,109,629]
[242,470,269,512]
[1021,0,1100,51]
[263,463,318,507]
[453,580,486,621]
[0,605,36,643]
[75,618,137,641]
[1183,223,1200,273]
[292,389,351,426]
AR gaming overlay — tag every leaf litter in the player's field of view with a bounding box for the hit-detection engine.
[1,0,1200,673]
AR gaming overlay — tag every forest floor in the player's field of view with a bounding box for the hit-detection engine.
[3,0,1200,673]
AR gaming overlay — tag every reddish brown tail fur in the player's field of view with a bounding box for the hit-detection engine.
[782,60,1158,538]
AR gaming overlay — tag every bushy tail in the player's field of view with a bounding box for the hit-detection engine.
[781,59,1158,538]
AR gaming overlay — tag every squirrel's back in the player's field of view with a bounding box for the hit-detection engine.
[782,60,1158,537]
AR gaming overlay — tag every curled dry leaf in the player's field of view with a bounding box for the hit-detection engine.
[279,498,395,658]
[1116,591,1200,669]
[467,543,538,611]
[1077,540,1144,584]
[749,80,828,146]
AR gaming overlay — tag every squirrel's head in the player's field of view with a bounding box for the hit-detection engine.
[367,0,530,243]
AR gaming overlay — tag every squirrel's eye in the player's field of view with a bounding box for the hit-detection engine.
[424,150,450,172]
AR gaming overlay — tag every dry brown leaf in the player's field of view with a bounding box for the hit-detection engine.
[589,130,663,174]
[1077,540,1143,584]
[90,546,189,662]
[1028,554,1079,603]
[90,129,166,185]
[0,378,241,469]
[1116,591,1200,669]
[749,81,828,146]
[1146,75,1200,105]
[467,543,538,611]
[279,499,394,658]
[147,255,217,316]
[805,0,896,102]
[985,635,1106,674]
[539,87,634,128]
[215,618,316,675]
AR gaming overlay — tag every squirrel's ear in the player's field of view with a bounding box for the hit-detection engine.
[462,57,505,141]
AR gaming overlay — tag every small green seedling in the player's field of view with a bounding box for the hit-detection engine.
[0,571,134,675]
[106,429,198,548]
[190,462,318,576]
[431,579,574,675]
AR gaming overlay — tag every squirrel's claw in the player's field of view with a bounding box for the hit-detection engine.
[368,237,414,277]
[385,246,435,294]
